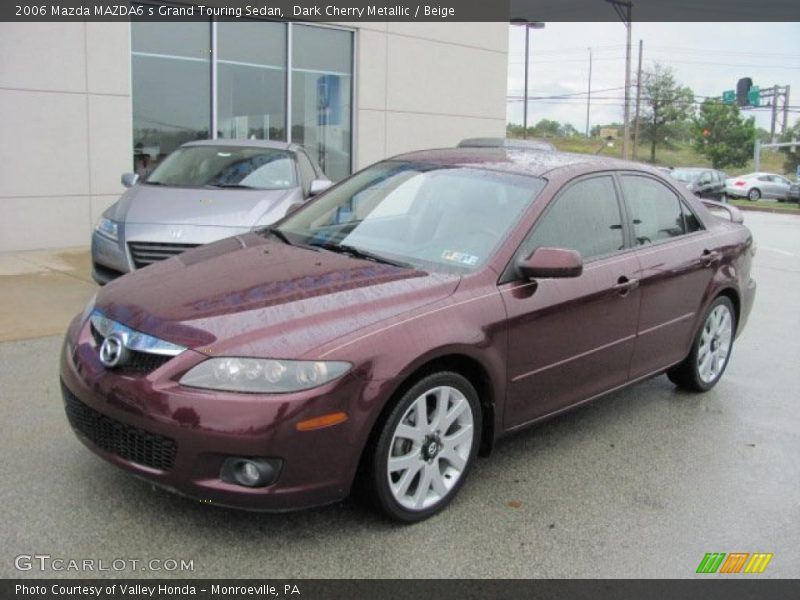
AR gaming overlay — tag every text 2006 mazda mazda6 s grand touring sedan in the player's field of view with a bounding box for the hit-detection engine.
[60,145,756,522]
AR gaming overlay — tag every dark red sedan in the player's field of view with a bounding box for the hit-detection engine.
[60,146,756,522]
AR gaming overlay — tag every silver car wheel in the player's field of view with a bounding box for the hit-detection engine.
[697,304,733,384]
[386,385,474,511]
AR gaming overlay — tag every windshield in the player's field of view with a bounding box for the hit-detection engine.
[670,169,702,183]
[146,146,296,189]
[276,161,544,273]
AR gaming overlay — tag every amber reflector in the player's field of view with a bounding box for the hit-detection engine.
[296,412,349,431]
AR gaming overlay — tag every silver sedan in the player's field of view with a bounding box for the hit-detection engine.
[92,140,331,284]
[725,172,792,201]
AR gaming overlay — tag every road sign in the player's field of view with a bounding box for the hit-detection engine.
[748,86,760,107]
[722,90,736,104]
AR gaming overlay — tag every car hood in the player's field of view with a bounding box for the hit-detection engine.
[95,234,460,358]
[109,184,295,227]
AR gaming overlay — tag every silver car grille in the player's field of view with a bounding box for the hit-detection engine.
[128,241,199,269]
[89,310,186,373]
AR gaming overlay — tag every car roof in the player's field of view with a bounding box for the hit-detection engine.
[390,146,665,179]
[181,139,295,151]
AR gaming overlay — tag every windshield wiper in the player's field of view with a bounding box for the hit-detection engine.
[259,227,324,252]
[204,183,258,189]
[262,227,293,246]
[312,242,414,269]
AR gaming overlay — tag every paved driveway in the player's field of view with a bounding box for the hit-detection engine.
[1,212,798,578]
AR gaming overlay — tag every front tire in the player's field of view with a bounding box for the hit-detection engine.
[367,372,481,523]
[668,296,736,392]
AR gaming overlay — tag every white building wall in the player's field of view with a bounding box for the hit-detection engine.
[0,21,507,252]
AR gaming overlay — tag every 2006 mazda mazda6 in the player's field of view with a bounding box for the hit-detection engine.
[60,145,756,522]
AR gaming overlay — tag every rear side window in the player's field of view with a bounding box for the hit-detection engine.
[681,202,703,233]
[621,175,692,245]
[518,175,624,262]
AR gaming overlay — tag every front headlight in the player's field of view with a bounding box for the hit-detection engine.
[95,216,118,241]
[179,358,352,393]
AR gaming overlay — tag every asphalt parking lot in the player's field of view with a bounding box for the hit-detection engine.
[1,211,798,579]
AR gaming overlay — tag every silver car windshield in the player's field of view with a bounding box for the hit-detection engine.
[277,161,544,272]
[671,169,702,183]
[146,146,297,190]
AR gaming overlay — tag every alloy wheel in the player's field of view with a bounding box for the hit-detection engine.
[697,304,733,384]
[386,385,474,511]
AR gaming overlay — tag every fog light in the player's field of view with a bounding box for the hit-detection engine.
[220,457,282,488]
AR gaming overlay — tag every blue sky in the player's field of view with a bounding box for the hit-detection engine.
[507,22,800,134]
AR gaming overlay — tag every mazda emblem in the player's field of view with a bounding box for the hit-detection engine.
[98,334,129,368]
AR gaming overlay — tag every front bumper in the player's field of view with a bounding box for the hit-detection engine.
[91,231,130,284]
[59,315,376,511]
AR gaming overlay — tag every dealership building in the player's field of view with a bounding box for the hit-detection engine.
[0,17,508,252]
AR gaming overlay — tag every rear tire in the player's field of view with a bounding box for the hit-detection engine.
[667,296,736,392]
[366,372,481,523]
[748,188,761,201]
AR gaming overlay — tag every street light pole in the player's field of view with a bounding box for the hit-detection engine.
[513,21,545,140]
[523,26,529,139]
[586,47,592,138]
[606,0,632,159]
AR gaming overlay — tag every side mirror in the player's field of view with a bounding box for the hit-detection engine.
[517,247,583,280]
[309,178,332,196]
[121,172,139,188]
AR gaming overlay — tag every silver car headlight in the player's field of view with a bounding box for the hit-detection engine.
[95,216,119,241]
[179,358,352,393]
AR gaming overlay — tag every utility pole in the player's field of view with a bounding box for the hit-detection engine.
[606,0,633,160]
[586,47,593,138]
[632,39,643,160]
[770,84,779,142]
[756,85,791,141]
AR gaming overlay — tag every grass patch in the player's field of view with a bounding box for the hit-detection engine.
[730,199,800,212]
[525,136,792,177]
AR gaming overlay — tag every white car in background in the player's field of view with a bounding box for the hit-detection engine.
[725,172,793,201]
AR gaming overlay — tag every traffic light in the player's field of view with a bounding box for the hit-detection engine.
[736,77,753,107]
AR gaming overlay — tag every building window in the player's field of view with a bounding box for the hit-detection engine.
[291,24,353,182]
[131,19,354,181]
[131,20,211,174]
[216,20,287,141]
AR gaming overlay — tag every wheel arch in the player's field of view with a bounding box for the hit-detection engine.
[715,286,741,336]
[357,352,498,483]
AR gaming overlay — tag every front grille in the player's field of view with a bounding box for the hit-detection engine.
[128,241,199,269]
[62,383,177,470]
[89,323,172,374]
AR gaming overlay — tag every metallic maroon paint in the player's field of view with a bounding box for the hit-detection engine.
[60,148,756,511]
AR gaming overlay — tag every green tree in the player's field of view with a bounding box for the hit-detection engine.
[692,100,756,169]
[532,118,562,137]
[639,63,695,162]
[778,120,800,176]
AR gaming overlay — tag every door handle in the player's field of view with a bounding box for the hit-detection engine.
[612,276,639,295]
[702,249,721,267]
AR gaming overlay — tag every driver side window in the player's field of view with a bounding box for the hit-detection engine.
[517,175,624,264]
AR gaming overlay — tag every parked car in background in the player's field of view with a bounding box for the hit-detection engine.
[669,168,728,201]
[788,181,800,203]
[62,145,756,522]
[725,172,792,201]
[92,140,332,284]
